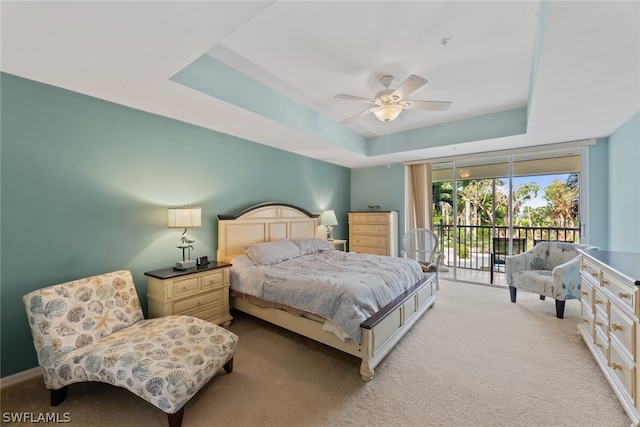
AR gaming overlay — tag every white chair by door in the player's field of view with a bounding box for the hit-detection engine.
[402,228,442,290]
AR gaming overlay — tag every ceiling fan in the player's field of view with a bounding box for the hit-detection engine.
[335,74,451,124]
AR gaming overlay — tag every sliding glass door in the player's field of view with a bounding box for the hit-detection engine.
[430,150,581,286]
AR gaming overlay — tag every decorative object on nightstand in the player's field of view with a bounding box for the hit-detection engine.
[320,209,338,241]
[168,206,201,270]
[145,261,233,326]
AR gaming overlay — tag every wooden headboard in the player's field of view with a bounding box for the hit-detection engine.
[217,202,319,262]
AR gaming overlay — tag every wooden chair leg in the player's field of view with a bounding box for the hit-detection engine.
[540,295,546,300]
[50,386,68,406]
[509,286,517,303]
[223,357,233,373]
[167,407,184,427]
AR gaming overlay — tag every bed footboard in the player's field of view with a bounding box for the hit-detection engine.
[359,273,436,380]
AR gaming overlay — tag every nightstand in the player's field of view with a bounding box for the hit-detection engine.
[145,262,232,326]
[329,239,348,251]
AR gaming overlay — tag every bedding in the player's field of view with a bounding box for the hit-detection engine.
[230,247,424,343]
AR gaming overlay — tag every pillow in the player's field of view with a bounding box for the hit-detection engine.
[290,238,334,255]
[243,238,304,266]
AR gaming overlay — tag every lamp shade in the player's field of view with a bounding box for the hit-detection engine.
[319,210,338,226]
[168,207,202,228]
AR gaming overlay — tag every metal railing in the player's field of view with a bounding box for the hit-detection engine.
[433,223,580,271]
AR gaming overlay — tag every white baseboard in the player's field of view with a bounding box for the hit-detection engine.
[0,367,42,389]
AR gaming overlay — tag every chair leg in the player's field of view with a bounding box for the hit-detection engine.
[50,386,68,406]
[223,357,234,374]
[167,407,184,427]
[555,300,565,319]
[540,295,546,300]
[509,286,517,303]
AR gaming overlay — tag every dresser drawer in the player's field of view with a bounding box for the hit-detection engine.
[594,288,609,317]
[610,303,636,360]
[610,341,636,404]
[580,279,594,310]
[351,235,387,248]
[603,273,637,315]
[173,277,199,298]
[351,224,389,237]
[350,213,390,223]
[182,302,226,322]
[581,256,602,284]
[595,328,610,363]
[595,304,609,341]
[579,299,594,342]
[174,289,222,313]
[350,245,387,256]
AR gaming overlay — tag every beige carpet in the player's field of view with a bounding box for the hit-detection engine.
[1,280,630,427]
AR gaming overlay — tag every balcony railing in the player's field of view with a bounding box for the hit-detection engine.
[433,223,580,272]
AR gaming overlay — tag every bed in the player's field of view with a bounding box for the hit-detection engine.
[217,202,436,380]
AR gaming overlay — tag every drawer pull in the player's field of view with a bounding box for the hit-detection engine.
[581,290,588,296]
[591,272,599,277]
[595,321,604,327]
[580,318,588,324]
[618,292,632,300]
[611,362,623,370]
[595,299,604,305]
[596,342,604,349]
[601,279,609,285]
[611,323,624,331]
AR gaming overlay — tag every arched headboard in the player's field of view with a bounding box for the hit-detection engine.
[217,202,319,262]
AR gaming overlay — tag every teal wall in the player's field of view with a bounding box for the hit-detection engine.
[586,138,609,249]
[607,112,640,251]
[350,163,406,250]
[0,73,351,377]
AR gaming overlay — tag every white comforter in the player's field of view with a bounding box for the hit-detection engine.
[230,250,424,343]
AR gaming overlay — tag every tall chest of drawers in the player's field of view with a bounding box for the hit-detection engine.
[348,211,398,256]
[145,262,233,326]
[578,250,640,425]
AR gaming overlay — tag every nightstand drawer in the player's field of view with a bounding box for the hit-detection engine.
[201,270,225,289]
[174,290,221,313]
[173,277,199,298]
[183,304,226,322]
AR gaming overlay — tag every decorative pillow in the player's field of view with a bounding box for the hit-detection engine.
[244,238,304,265]
[290,238,333,255]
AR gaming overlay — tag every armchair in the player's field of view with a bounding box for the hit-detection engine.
[402,228,442,290]
[506,242,593,318]
[23,270,238,427]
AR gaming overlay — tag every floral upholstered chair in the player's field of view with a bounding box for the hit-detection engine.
[506,242,593,318]
[23,270,238,427]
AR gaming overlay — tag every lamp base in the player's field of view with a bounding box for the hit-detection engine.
[174,260,196,270]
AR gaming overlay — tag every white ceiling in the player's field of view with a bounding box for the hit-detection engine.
[1,1,639,168]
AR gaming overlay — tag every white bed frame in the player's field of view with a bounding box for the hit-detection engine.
[217,202,436,380]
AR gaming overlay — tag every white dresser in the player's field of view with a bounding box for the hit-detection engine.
[578,249,640,425]
[348,211,398,256]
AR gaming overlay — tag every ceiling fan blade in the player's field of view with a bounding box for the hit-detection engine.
[335,94,376,103]
[391,75,428,101]
[402,100,452,111]
[339,108,376,124]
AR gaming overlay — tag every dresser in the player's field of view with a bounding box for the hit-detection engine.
[578,249,640,425]
[348,211,398,256]
[145,262,233,326]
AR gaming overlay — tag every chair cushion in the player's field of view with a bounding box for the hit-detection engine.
[511,270,558,298]
[44,315,238,414]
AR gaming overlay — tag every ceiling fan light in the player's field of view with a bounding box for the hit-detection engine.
[373,104,403,122]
